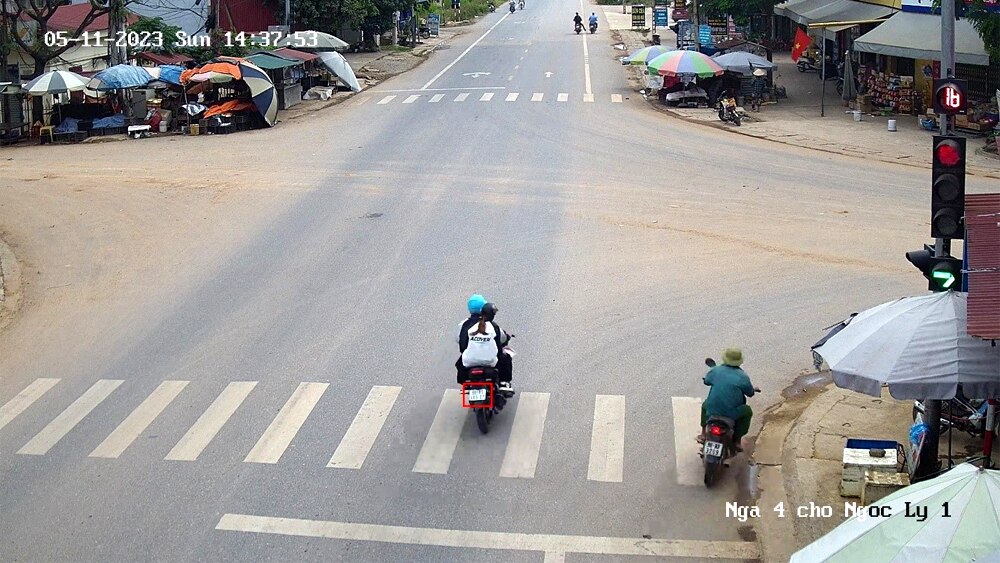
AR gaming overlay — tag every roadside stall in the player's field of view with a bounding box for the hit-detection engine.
[273,47,322,92]
[0,82,29,145]
[179,57,277,134]
[246,52,305,110]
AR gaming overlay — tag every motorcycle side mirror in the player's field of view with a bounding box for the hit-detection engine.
[705,358,716,367]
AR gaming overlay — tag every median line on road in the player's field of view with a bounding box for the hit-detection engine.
[215,513,761,560]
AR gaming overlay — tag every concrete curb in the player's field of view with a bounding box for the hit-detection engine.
[751,380,838,563]
[0,235,22,331]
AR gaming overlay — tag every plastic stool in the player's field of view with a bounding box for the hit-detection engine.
[38,125,54,144]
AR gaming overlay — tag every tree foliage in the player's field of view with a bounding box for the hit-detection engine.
[695,0,775,25]
[0,0,115,77]
[963,0,1000,60]
[128,16,182,55]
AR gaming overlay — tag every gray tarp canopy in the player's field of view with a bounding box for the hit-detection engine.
[853,11,989,66]
[774,0,896,39]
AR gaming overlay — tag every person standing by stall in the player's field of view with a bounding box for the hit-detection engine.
[750,68,767,112]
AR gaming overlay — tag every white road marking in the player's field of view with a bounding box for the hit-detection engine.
[513,65,519,70]
[402,95,420,104]
[611,94,623,103]
[531,92,543,101]
[355,97,371,105]
[373,87,506,92]
[429,94,444,103]
[327,386,401,469]
[89,380,189,459]
[672,397,704,486]
[581,26,592,97]
[454,93,469,102]
[583,94,594,103]
[480,92,494,101]
[543,553,566,563]
[499,392,549,479]
[17,379,123,455]
[587,395,625,483]
[508,75,514,81]
[244,382,328,464]
[557,93,568,102]
[545,71,553,78]
[165,381,257,461]
[377,95,396,105]
[506,93,519,101]
[216,514,762,559]
[412,389,466,474]
[422,13,511,89]
[0,378,60,433]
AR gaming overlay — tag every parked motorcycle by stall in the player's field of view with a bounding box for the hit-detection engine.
[717,95,741,126]
[461,336,516,434]
[913,388,991,438]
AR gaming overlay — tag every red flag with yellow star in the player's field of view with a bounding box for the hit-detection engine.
[791,28,811,62]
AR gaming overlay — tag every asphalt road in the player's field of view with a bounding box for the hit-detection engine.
[0,2,994,562]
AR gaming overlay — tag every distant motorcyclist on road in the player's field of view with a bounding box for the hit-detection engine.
[573,12,583,30]
[699,348,757,452]
[589,12,598,27]
[456,295,514,394]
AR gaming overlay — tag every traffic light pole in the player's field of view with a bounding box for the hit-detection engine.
[917,0,957,481]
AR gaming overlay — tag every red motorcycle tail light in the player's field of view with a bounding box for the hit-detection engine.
[710,425,723,436]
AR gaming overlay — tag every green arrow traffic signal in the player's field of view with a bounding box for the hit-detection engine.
[906,247,963,292]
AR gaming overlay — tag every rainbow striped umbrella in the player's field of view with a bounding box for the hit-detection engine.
[646,50,724,78]
[624,45,673,65]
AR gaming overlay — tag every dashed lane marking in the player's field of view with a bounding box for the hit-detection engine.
[18,379,123,456]
[244,382,328,464]
[165,381,257,462]
[327,386,401,470]
[0,378,60,433]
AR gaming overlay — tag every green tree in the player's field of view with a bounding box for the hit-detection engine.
[279,0,379,35]
[128,16,182,55]
[695,0,776,26]
[0,0,116,79]
[963,0,1000,60]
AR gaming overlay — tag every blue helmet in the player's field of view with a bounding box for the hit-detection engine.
[467,294,487,314]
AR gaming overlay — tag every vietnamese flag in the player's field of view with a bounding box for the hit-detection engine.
[791,28,811,62]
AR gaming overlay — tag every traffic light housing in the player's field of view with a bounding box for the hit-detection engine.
[906,245,964,291]
[933,79,968,115]
[931,136,965,239]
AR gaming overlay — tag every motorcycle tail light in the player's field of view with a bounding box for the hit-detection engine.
[470,369,483,375]
[710,426,723,436]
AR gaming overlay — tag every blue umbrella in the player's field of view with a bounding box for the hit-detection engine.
[86,65,152,91]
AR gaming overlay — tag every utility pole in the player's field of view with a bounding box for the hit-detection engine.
[108,0,122,65]
[285,0,290,28]
[692,0,699,52]
[916,0,957,482]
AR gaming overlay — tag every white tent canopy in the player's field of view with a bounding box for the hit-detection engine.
[775,0,896,40]
[854,11,989,66]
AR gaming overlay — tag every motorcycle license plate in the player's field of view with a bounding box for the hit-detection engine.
[468,389,488,402]
[704,441,724,457]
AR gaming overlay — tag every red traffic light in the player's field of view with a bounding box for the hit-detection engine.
[935,140,962,167]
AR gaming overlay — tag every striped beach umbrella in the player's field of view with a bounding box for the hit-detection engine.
[624,45,673,66]
[647,50,724,78]
[236,61,277,127]
[22,70,89,94]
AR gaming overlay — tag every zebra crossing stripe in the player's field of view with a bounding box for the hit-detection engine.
[90,380,189,459]
[244,382,329,464]
[557,93,568,102]
[671,397,704,486]
[18,379,123,456]
[506,93,519,101]
[499,392,550,479]
[531,93,544,102]
[455,93,469,102]
[480,92,494,101]
[377,95,396,105]
[587,395,625,482]
[402,95,420,104]
[583,94,594,103]
[412,389,465,474]
[430,94,444,103]
[328,386,401,469]
[355,97,371,105]
[0,378,60,433]
[611,94,623,103]
[165,381,257,462]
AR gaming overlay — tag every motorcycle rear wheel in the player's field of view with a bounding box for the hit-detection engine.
[704,461,721,487]
[476,408,491,434]
[733,114,741,126]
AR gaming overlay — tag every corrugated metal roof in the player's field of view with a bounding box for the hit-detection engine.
[136,52,194,66]
[966,193,1000,340]
[274,48,320,62]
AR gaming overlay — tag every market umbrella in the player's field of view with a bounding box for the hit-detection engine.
[277,31,349,51]
[318,51,361,92]
[813,292,1000,400]
[624,45,673,65]
[235,60,278,127]
[86,65,152,91]
[647,50,724,78]
[22,70,88,94]
[711,51,776,76]
[790,463,1000,562]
